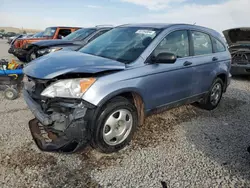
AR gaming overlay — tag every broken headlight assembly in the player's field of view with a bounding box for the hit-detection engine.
[41,78,96,98]
[37,47,62,55]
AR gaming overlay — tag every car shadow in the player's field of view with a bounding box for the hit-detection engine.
[232,75,250,81]
[185,87,250,181]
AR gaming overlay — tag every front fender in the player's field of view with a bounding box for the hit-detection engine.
[82,76,147,109]
[96,87,144,107]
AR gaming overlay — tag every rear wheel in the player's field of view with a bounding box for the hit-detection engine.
[197,78,224,110]
[91,97,138,153]
[4,88,18,100]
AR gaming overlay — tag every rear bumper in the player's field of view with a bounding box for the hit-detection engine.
[231,64,250,75]
[23,89,93,153]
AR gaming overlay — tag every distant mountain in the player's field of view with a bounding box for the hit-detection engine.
[0,27,42,34]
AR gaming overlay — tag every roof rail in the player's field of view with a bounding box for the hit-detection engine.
[95,25,113,28]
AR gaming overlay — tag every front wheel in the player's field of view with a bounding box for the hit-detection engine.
[91,97,138,153]
[197,78,224,111]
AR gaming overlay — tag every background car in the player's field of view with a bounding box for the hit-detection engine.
[5,32,16,38]
[10,26,81,61]
[22,25,113,62]
[223,27,250,76]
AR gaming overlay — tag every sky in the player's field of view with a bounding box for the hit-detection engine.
[0,0,249,33]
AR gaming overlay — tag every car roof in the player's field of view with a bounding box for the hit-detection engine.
[117,23,222,38]
[118,23,176,29]
[118,23,213,30]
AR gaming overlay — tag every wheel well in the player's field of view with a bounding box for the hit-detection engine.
[217,73,227,91]
[106,92,145,126]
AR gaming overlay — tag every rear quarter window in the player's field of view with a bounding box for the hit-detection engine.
[212,37,226,53]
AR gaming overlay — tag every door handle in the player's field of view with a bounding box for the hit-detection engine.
[183,61,193,66]
[212,57,218,61]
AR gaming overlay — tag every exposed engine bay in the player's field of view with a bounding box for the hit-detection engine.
[23,75,96,153]
[230,47,250,64]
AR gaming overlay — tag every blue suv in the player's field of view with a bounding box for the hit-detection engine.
[23,23,231,153]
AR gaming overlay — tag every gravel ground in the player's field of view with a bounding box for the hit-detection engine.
[1,39,250,188]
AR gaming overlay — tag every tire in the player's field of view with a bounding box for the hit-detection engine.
[26,47,37,63]
[197,78,224,111]
[91,97,138,153]
[4,88,18,100]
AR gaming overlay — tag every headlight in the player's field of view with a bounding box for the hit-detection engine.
[41,78,96,98]
[37,47,62,55]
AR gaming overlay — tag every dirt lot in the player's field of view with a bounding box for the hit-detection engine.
[1,39,250,188]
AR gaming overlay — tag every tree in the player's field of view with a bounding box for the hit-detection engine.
[0,29,5,33]
[23,30,27,34]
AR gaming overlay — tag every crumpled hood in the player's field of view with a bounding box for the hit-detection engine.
[223,27,250,46]
[33,39,75,47]
[23,51,125,79]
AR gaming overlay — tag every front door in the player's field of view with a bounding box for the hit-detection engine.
[142,30,196,110]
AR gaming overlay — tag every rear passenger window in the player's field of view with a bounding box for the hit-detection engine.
[154,30,189,58]
[191,31,212,56]
[212,37,226,52]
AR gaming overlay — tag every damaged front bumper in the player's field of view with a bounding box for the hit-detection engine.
[23,89,95,153]
[13,48,28,59]
[8,46,14,54]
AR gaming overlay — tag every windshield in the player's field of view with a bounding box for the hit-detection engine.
[43,27,57,37]
[79,27,161,63]
[33,32,44,38]
[63,28,96,41]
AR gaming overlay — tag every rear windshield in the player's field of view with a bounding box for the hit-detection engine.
[80,27,162,64]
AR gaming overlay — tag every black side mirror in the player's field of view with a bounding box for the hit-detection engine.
[152,52,177,64]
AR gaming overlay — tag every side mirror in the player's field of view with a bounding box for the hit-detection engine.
[152,52,177,64]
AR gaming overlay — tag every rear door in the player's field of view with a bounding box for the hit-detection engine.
[188,30,216,94]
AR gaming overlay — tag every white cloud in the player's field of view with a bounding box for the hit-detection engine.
[0,0,249,34]
[121,0,186,10]
[120,0,250,33]
[84,5,102,9]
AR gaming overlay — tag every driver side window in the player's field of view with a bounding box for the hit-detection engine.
[153,30,189,58]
